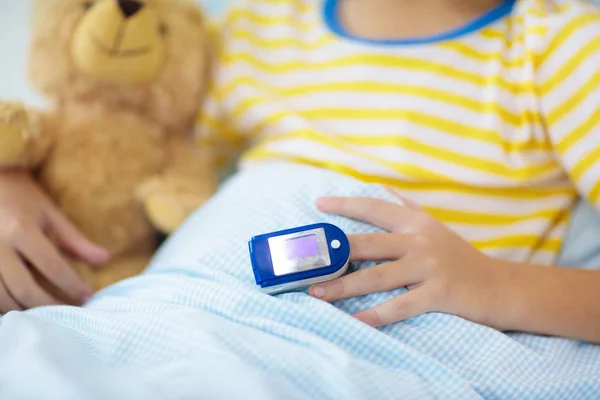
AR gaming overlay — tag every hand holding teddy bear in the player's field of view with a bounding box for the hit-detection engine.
[0,0,218,309]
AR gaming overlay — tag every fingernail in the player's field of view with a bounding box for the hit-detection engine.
[311,286,326,298]
[82,292,95,303]
[316,198,333,210]
[94,246,111,258]
[82,287,94,299]
[90,247,111,264]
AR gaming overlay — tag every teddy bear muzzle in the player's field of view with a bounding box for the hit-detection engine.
[71,0,166,85]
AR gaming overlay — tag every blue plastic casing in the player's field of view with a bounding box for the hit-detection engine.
[249,222,350,294]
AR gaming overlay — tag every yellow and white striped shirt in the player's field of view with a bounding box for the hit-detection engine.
[197,0,600,265]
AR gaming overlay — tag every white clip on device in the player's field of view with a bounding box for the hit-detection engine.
[249,223,350,295]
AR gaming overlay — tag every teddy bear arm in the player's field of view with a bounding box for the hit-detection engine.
[137,134,218,234]
[0,102,55,170]
[163,134,217,180]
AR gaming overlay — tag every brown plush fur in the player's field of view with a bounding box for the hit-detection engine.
[0,0,217,297]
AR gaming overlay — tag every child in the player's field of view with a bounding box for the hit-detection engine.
[196,0,600,342]
[0,2,598,396]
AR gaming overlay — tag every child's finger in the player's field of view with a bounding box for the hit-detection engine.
[0,271,22,313]
[308,259,423,302]
[352,288,430,328]
[316,196,416,232]
[347,233,413,261]
[0,246,62,309]
[14,227,93,303]
[47,209,111,266]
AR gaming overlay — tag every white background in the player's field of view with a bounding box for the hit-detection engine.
[0,0,45,107]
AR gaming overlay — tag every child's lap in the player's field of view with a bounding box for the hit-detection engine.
[85,162,600,397]
[110,161,598,357]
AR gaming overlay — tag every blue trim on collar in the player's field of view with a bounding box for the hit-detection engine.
[323,0,517,46]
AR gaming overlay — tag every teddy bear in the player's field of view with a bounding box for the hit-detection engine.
[0,0,218,300]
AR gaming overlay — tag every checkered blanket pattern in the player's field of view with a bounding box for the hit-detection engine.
[0,162,598,400]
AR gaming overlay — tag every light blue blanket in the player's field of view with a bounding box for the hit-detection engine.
[0,163,599,400]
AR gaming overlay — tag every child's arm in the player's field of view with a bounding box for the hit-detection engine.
[309,195,600,344]
[492,260,600,344]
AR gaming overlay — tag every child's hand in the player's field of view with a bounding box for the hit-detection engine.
[309,193,510,330]
[0,171,110,312]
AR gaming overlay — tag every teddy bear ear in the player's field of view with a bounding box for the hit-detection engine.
[30,0,50,22]
[180,0,207,26]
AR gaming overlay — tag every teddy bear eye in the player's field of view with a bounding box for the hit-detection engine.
[83,1,94,10]
[159,24,169,37]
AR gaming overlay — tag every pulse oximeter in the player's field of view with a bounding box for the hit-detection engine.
[249,223,350,295]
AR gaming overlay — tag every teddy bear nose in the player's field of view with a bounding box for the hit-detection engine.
[117,0,143,18]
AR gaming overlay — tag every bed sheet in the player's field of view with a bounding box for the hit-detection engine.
[0,163,598,400]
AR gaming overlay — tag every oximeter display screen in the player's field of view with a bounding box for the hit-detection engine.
[285,235,320,259]
[268,228,332,276]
